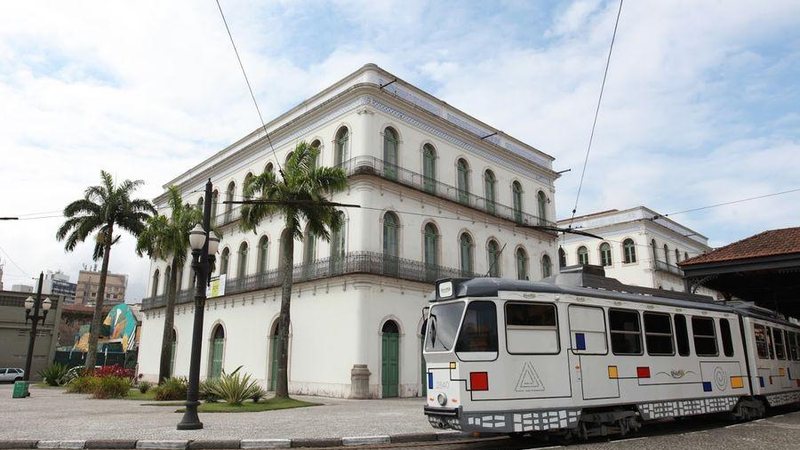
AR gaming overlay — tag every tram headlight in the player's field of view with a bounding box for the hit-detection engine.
[437,393,447,406]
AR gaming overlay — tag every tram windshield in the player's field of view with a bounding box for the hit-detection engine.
[425,301,465,352]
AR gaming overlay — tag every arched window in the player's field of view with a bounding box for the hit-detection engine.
[383,212,400,275]
[383,127,399,179]
[383,212,399,258]
[285,151,294,165]
[558,247,567,268]
[220,248,230,276]
[484,170,496,213]
[541,254,552,278]
[675,248,681,263]
[487,240,501,277]
[459,233,474,275]
[663,244,670,265]
[151,269,160,297]
[243,173,254,200]
[457,159,470,204]
[310,139,321,169]
[515,247,528,280]
[651,239,658,261]
[265,162,274,174]
[257,236,269,274]
[224,182,235,222]
[330,220,346,274]
[684,251,689,261]
[334,127,349,166]
[577,246,589,265]
[237,242,248,279]
[623,238,637,263]
[512,181,523,223]
[196,197,203,210]
[210,190,219,225]
[537,191,548,225]
[209,325,225,378]
[303,226,316,267]
[600,242,612,266]
[422,144,436,194]
[423,223,439,281]
[163,266,171,296]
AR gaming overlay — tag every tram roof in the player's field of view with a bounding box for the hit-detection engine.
[432,265,798,327]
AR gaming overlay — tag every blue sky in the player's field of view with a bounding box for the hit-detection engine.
[0,0,798,299]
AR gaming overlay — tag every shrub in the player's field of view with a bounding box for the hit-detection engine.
[208,366,263,406]
[94,365,135,379]
[153,377,188,401]
[138,381,153,394]
[39,363,70,386]
[250,386,267,403]
[200,379,220,403]
[93,376,131,399]
[65,376,99,394]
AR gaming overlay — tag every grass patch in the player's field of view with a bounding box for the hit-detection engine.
[175,398,319,413]
[142,401,186,407]
[125,389,158,401]
[34,383,64,389]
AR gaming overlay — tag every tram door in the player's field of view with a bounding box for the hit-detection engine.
[568,305,619,400]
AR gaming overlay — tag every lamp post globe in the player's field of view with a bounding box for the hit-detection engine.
[24,296,34,311]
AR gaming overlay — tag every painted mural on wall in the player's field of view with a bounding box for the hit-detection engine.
[72,304,138,352]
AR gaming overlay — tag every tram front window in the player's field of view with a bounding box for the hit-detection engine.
[426,301,465,352]
[456,301,498,353]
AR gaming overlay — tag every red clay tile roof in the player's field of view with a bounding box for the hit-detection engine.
[680,227,800,266]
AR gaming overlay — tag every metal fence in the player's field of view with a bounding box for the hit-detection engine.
[53,349,138,369]
[142,251,476,310]
[654,260,684,276]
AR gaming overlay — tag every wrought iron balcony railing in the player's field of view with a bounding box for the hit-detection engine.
[141,251,476,310]
[654,260,683,276]
[205,155,555,230]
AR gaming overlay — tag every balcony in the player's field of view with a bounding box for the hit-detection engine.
[141,251,476,310]
[206,155,555,231]
[654,260,683,276]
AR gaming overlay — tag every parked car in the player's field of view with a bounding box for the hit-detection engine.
[0,368,25,383]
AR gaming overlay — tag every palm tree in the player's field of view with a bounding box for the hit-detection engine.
[57,171,155,370]
[136,185,202,383]
[241,141,347,398]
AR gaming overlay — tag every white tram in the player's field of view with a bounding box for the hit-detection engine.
[422,265,800,438]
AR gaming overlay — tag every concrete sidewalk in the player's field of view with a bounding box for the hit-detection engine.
[0,384,449,445]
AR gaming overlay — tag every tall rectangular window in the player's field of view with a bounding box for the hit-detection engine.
[609,309,642,355]
[674,314,690,356]
[720,318,734,357]
[754,324,769,359]
[692,316,718,357]
[773,327,786,360]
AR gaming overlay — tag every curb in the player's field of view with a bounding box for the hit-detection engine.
[0,432,476,449]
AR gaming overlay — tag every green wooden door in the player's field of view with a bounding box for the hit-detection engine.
[270,335,283,391]
[210,338,224,378]
[382,332,399,398]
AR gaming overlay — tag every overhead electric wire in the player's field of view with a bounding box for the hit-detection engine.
[569,0,624,227]
[0,244,30,277]
[653,187,800,219]
[214,0,284,177]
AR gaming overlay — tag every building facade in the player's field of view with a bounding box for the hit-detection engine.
[75,270,127,306]
[43,270,77,305]
[138,64,559,398]
[0,290,62,379]
[556,207,716,296]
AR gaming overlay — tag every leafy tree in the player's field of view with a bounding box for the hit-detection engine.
[241,141,347,398]
[57,171,155,370]
[136,185,202,383]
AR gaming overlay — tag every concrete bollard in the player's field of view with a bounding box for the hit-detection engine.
[349,364,371,399]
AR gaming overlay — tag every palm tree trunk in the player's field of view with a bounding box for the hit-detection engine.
[85,230,112,370]
[158,257,180,382]
[276,231,294,399]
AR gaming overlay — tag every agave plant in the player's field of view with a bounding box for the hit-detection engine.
[38,363,70,386]
[209,366,263,406]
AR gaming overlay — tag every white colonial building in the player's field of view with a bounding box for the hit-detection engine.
[138,64,560,398]
[556,207,716,296]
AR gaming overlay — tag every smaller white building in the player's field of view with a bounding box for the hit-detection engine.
[556,207,716,296]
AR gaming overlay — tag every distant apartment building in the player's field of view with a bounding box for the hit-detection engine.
[557,206,718,298]
[75,270,127,305]
[43,270,77,304]
[10,284,33,293]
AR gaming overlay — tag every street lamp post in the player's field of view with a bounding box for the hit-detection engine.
[177,179,219,430]
[24,272,52,384]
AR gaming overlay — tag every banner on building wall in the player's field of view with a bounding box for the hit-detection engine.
[207,274,226,298]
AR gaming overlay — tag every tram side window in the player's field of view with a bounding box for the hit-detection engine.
[754,324,769,359]
[609,309,642,355]
[455,301,498,353]
[720,318,734,357]
[790,332,800,361]
[674,314,690,356]
[692,316,718,357]
[644,312,674,356]
[773,327,786,360]
[505,303,559,354]
[766,326,775,359]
